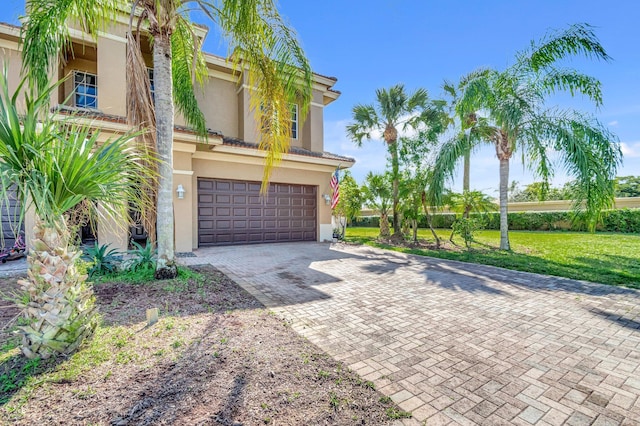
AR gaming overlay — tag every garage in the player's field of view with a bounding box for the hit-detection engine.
[198,178,317,246]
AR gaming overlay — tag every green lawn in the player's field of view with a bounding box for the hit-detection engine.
[344,227,640,288]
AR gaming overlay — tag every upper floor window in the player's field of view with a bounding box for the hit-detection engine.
[291,103,298,139]
[74,71,97,109]
[147,68,155,101]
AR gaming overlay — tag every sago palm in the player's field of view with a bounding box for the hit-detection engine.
[0,72,152,359]
[22,0,313,278]
[347,84,435,236]
[431,23,620,250]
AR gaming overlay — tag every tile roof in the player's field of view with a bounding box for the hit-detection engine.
[223,136,355,164]
[52,105,223,136]
[52,106,354,164]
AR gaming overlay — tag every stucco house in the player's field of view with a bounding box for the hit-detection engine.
[0,18,353,253]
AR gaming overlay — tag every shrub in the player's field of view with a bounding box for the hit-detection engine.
[127,241,156,271]
[452,217,486,248]
[82,242,121,277]
[355,208,640,233]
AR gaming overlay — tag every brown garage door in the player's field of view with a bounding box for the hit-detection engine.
[198,178,317,246]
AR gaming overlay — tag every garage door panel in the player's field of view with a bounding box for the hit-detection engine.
[215,181,231,191]
[198,178,316,246]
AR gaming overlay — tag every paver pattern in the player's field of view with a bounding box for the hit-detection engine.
[183,242,640,425]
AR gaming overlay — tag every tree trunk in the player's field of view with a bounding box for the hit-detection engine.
[153,35,178,279]
[421,191,440,248]
[18,219,98,359]
[379,212,390,238]
[499,157,511,250]
[390,140,401,236]
[462,146,471,219]
[412,219,418,243]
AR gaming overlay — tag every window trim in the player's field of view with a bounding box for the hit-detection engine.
[291,103,298,140]
[73,70,98,109]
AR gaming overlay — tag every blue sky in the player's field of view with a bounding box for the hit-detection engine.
[2,1,638,194]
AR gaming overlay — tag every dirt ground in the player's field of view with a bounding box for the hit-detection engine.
[0,266,400,425]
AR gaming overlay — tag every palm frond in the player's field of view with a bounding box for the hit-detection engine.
[199,0,313,190]
[171,16,208,137]
[528,23,611,72]
[22,0,120,94]
[429,131,486,206]
[539,68,603,106]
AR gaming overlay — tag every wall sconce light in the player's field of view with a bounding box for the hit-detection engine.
[176,184,186,199]
[322,194,331,205]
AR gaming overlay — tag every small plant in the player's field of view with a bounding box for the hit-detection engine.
[451,216,486,249]
[379,396,392,404]
[317,369,330,379]
[363,380,375,390]
[83,242,121,277]
[329,391,341,409]
[127,241,157,271]
[385,407,412,419]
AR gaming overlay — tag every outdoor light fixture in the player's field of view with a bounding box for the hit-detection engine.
[176,184,186,199]
[322,194,331,205]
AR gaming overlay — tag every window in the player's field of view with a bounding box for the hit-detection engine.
[291,103,298,139]
[260,103,299,139]
[74,71,97,109]
[147,68,155,101]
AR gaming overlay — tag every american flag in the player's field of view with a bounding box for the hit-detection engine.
[330,169,339,209]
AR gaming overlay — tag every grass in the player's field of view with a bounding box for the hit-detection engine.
[345,227,640,288]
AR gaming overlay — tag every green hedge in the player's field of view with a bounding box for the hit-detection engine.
[353,208,640,233]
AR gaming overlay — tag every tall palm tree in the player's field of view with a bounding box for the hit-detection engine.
[0,72,152,358]
[362,172,393,238]
[431,23,620,250]
[21,0,313,278]
[346,84,434,236]
[442,69,490,201]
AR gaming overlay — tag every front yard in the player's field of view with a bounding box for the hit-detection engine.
[345,227,640,288]
[0,266,402,425]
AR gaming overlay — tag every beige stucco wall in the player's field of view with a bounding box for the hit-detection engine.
[97,36,127,115]
[0,45,23,93]
[196,77,239,137]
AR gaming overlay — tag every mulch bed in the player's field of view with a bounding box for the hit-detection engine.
[0,266,398,425]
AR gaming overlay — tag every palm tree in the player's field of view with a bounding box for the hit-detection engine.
[362,172,393,238]
[0,72,152,358]
[431,23,621,250]
[346,84,435,236]
[442,69,491,200]
[21,0,313,278]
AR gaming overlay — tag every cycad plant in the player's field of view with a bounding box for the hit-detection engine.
[0,72,152,359]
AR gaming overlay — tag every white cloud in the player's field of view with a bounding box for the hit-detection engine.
[608,120,619,126]
[620,141,640,158]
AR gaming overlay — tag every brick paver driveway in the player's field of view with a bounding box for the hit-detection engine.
[185,242,640,425]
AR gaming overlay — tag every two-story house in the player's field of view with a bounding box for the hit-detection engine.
[0,17,353,253]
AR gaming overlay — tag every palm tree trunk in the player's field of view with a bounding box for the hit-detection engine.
[390,142,400,235]
[18,219,97,359]
[463,149,470,192]
[153,34,178,279]
[379,212,390,238]
[499,157,511,250]
[462,148,471,219]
